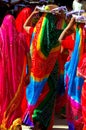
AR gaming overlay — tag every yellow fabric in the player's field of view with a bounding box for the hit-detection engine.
[0,118,22,130]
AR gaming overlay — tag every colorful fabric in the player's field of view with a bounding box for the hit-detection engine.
[77,52,86,130]
[55,50,68,114]
[0,14,28,130]
[15,7,33,115]
[55,18,68,114]
[16,7,33,49]
[64,23,85,130]
[56,19,67,30]
[23,13,62,129]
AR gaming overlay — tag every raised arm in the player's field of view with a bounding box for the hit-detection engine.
[58,17,75,43]
[23,7,39,33]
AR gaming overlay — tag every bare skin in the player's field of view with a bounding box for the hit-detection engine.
[23,7,40,33]
[58,17,76,53]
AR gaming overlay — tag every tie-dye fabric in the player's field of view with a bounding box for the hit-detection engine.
[64,23,85,130]
[23,13,62,129]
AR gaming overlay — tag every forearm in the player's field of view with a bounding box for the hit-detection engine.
[23,8,39,33]
[24,12,34,27]
[58,17,75,43]
[58,28,68,43]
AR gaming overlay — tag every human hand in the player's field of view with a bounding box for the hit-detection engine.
[64,17,76,36]
[32,7,40,16]
[60,45,64,53]
[66,17,75,30]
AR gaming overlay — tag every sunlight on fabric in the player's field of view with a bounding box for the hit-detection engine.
[22,125,69,130]
[53,125,68,129]
[22,125,30,130]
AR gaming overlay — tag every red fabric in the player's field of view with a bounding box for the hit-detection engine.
[81,82,86,130]
[16,7,33,115]
[61,34,75,51]
[61,34,75,62]
[77,53,86,129]
[77,53,86,79]
[16,7,33,49]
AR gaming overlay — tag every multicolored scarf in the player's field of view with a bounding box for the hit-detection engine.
[23,13,62,129]
[64,23,85,130]
[56,18,67,30]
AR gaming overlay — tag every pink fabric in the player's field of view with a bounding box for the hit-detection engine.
[0,14,27,128]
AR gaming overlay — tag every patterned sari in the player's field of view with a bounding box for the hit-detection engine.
[23,13,62,129]
[0,14,28,130]
[64,23,85,130]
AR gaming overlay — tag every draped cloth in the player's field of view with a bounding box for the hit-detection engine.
[77,54,86,130]
[77,29,86,130]
[15,7,33,115]
[23,13,62,129]
[0,14,28,130]
[55,19,68,114]
[15,7,33,48]
[15,7,32,33]
[64,24,85,130]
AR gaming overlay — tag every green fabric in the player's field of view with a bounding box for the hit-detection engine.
[32,61,59,127]
[32,13,63,128]
[40,13,62,57]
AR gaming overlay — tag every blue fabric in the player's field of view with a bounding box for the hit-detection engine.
[68,122,75,130]
[26,76,47,105]
[64,27,84,103]
[64,26,84,130]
